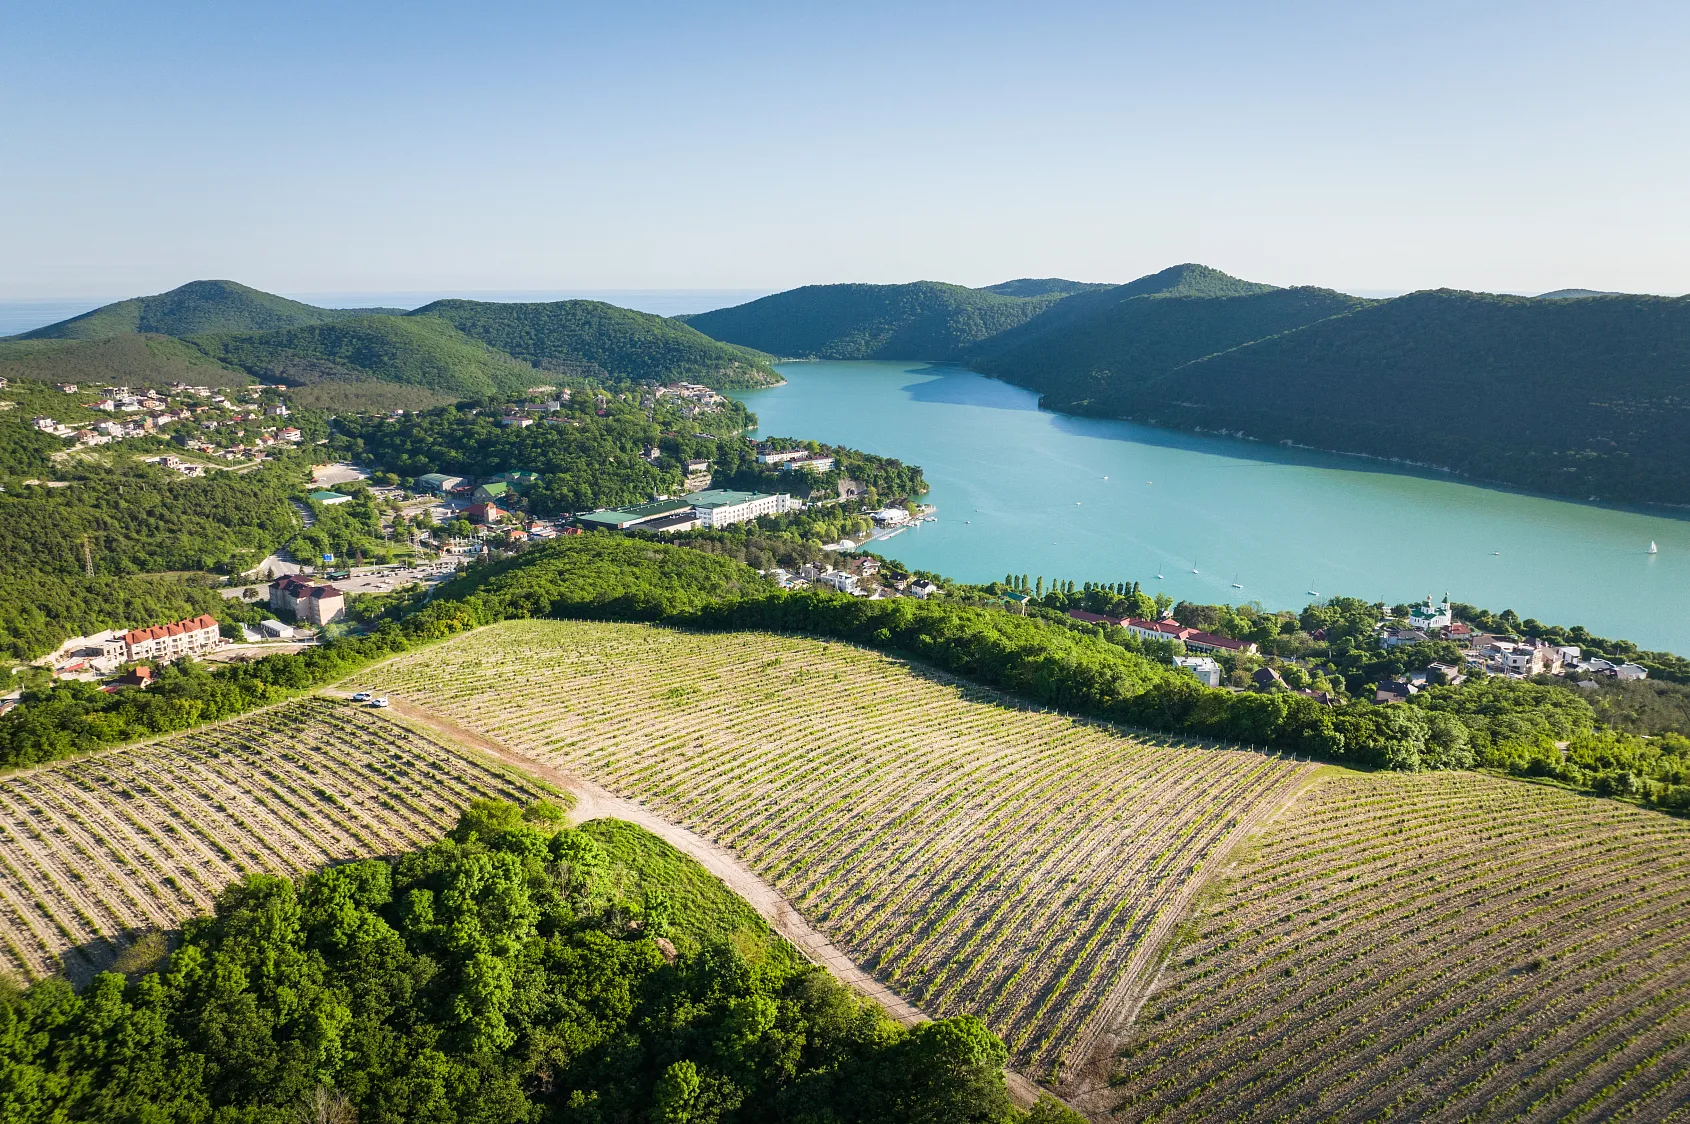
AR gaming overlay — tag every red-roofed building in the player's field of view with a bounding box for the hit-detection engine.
[123,614,221,662]
[1120,617,1257,655]
[467,501,503,524]
[270,574,346,625]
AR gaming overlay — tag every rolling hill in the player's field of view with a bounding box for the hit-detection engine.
[410,298,780,388]
[191,314,541,400]
[10,279,402,341]
[0,333,250,388]
[681,280,1083,360]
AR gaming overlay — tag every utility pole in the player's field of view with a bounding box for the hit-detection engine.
[81,535,94,578]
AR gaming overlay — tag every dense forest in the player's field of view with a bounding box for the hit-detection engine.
[413,299,780,389]
[194,316,543,400]
[682,282,1075,361]
[0,800,1068,1124]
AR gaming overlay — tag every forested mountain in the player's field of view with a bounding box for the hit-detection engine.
[963,265,1360,403]
[692,263,1690,504]
[10,280,400,341]
[979,278,1113,298]
[192,315,541,399]
[411,298,780,388]
[0,334,250,388]
[1102,289,1690,504]
[681,281,1073,360]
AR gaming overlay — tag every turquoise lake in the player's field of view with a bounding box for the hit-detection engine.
[733,360,1690,655]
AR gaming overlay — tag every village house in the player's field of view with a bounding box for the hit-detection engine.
[467,501,504,524]
[1174,654,1223,687]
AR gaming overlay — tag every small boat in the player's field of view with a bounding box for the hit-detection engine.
[1649,541,1658,554]
[1191,568,1200,574]
[1231,574,1243,589]
[1493,551,1501,555]
[1156,573,1163,579]
[1307,590,1318,596]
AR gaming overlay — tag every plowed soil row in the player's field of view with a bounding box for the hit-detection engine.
[355,619,1309,1078]
[0,698,548,981]
[1100,770,1690,1123]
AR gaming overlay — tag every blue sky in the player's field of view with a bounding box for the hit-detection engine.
[3,1,1688,299]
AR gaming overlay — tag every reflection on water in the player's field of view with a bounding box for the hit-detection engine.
[735,361,1690,654]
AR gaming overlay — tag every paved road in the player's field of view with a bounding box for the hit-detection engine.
[331,688,1057,1111]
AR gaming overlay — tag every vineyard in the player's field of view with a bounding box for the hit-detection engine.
[355,618,1311,1077]
[0,698,547,982]
[1104,770,1690,1122]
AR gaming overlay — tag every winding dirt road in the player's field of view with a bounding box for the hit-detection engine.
[334,690,1054,1110]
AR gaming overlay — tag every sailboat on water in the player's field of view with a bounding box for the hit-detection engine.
[1231,574,1243,589]
[1649,541,1659,554]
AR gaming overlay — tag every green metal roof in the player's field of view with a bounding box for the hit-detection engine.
[577,497,694,528]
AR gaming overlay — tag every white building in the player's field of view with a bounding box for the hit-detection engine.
[756,449,810,465]
[818,570,861,595]
[689,489,793,528]
[1174,655,1223,687]
[872,507,911,525]
[908,579,937,599]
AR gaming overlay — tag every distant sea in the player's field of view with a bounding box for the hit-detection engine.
[0,289,771,337]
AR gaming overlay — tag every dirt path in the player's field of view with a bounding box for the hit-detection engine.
[331,690,1056,1111]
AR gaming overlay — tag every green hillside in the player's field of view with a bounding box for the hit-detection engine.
[11,280,401,341]
[192,315,539,399]
[0,333,250,388]
[683,281,1071,360]
[410,298,781,389]
[1110,288,1690,504]
[969,278,1364,410]
[980,277,1114,297]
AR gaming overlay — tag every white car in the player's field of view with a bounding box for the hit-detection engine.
[367,697,390,708]
[351,691,372,702]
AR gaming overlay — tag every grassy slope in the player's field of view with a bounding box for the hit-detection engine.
[1118,289,1690,504]
[580,818,802,968]
[683,281,1071,360]
[192,315,540,399]
[11,280,401,341]
[1103,768,1690,1121]
[412,299,782,389]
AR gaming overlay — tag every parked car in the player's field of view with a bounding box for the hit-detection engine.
[351,691,372,702]
[367,697,389,708]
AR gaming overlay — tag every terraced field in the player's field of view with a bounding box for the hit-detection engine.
[0,698,547,981]
[1104,771,1690,1122]
[355,618,1310,1078]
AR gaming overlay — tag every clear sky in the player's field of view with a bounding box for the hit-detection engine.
[3,1,1688,299]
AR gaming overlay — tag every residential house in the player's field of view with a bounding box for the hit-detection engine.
[1251,666,1287,692]
[1375,679,1418,703]
[818,570,861,595]
[1174,655,1223,687]
[1381,627,1431,649]
[467,501,504,524]
[908,579,937,599]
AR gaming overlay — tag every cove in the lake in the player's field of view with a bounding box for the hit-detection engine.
[732,360,1690,655]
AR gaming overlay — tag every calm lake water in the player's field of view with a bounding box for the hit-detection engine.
[734,361,1690,655]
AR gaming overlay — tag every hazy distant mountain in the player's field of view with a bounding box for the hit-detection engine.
[680,281,1073,360]
[978,278,1114,298]
[1535,288,1622,299]
[11,280,403,341]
